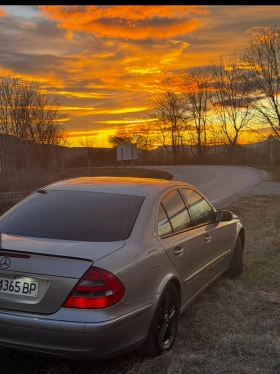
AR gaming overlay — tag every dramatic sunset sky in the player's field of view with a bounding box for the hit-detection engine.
[0,5,280,147]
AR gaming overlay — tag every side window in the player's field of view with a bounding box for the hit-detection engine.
[181,188,216,226]
[161,190,192,233]
[157,204,173,238]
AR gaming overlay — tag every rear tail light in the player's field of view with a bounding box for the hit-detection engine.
[63,266,125,309]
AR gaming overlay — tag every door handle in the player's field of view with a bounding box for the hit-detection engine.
[205,234,211,243]
[174,246,184,256]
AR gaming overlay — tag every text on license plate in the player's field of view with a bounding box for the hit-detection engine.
[0,277,39,297]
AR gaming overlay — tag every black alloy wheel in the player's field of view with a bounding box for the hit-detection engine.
[157,287,178,348]
[138,283,180,357]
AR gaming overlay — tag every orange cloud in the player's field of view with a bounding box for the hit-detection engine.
[43,90,114,99]
[59,105,147,117]
[64,30,74,40]
[40,5,208,21]
[246,26,280,44]
[96,118,157,125]
[246,26,270,36]
[39,5,207,40]
[0,66,65,89]
[0,8,6,17]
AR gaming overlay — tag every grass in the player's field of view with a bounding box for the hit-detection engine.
[270,167,280,182]
[0,195,280,373]
[252,163,280,182]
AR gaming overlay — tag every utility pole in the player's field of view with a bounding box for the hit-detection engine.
[268,135,274,166]
[121,147,124,176]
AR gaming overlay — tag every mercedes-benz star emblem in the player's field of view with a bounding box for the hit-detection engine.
[0,257,11,270]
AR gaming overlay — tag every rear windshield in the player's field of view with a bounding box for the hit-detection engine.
[0,190,144,242]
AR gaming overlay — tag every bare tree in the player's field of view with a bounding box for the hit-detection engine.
[0,132,8,172]
[50,131,69,173]
[18,81,39,169]
[149,119,173,164]
[149,91,185,164]
[108,124,156,164]
[210,57,254,161]
[0,76,69,171]
[182,66,214,162]
[27,93,68,169]
[242,25,280,138]
[108,126,134,147]
[79,126,98,174]
[0,77,37,169]
[130,122,157,164]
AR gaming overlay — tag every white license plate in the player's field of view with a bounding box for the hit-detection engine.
[0,277,39,297]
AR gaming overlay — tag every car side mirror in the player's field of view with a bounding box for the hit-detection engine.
[218,210,234,222]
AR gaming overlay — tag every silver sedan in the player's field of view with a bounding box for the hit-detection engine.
[0,177,245,360]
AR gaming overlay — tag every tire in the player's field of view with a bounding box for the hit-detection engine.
[138,283,180,357]
[226,235,243,278]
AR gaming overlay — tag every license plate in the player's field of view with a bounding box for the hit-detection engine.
[0,277,39,297]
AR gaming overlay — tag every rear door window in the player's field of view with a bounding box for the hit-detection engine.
[161,189,193,233]
[157,204,173,237]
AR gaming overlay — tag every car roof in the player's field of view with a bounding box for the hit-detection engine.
[42,177,191,197]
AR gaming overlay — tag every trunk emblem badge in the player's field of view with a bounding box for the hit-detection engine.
[0,257,11,270]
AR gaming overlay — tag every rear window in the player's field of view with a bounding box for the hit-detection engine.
[0,190,144,242]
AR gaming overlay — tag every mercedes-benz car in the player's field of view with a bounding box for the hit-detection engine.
[0,177,245,360]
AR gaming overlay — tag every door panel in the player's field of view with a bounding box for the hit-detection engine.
[198,221,237,278]
[158,226,207,304]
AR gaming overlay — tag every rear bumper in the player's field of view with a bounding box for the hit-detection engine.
[0,304,155,360]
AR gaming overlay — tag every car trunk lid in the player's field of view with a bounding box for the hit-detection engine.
[0,233,125,314]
